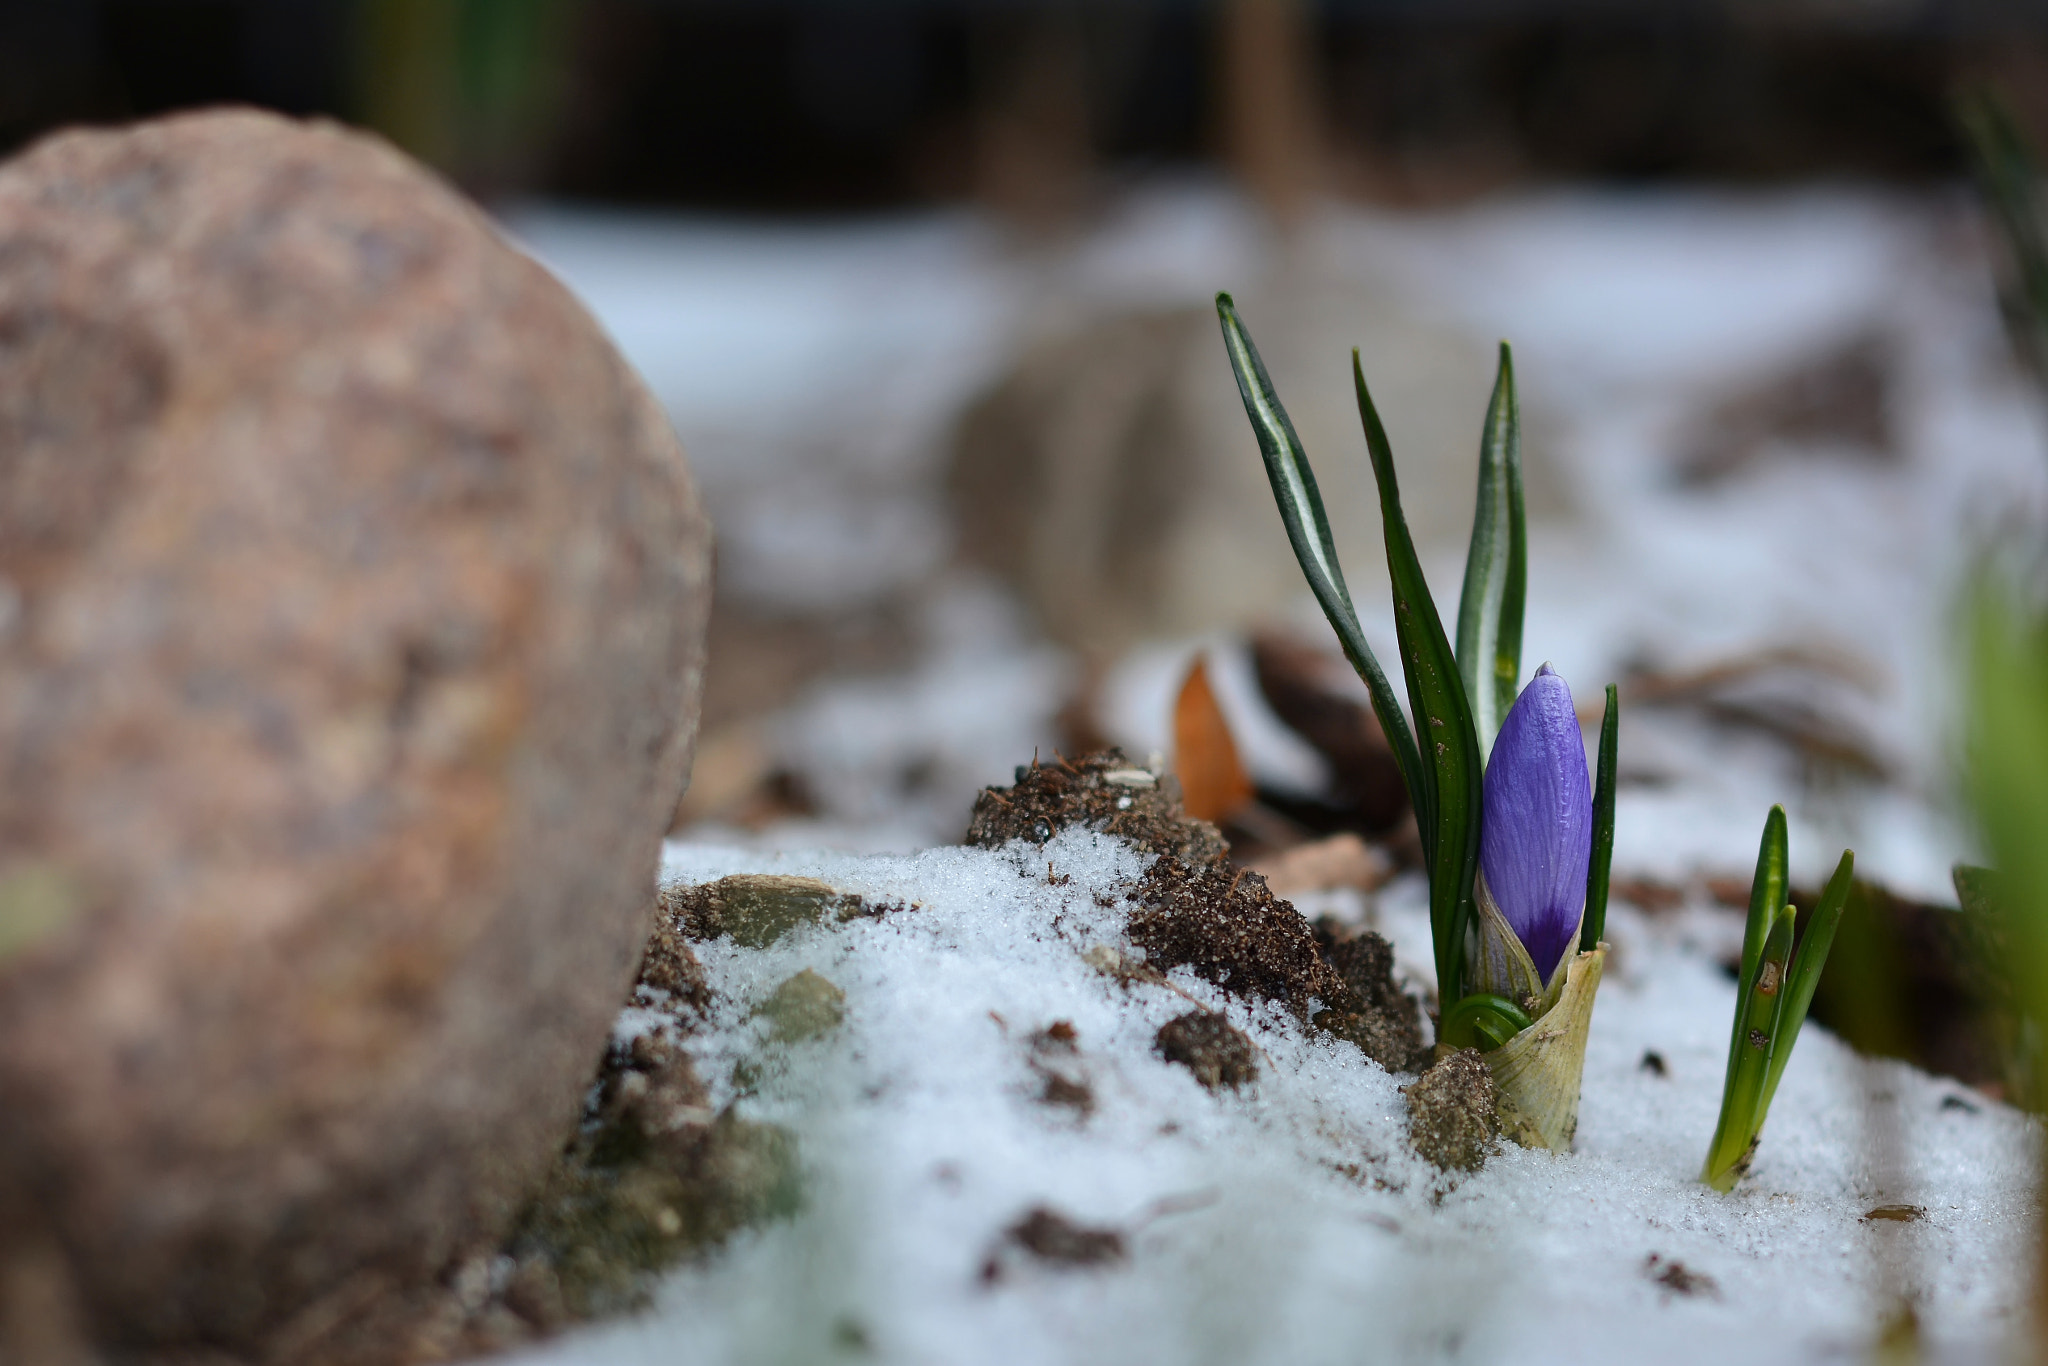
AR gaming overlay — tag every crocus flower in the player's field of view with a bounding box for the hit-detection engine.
[1472,664,1593,1002]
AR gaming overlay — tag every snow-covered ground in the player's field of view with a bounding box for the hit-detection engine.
[495,181,2048,1363]
[494,832,2035,1366]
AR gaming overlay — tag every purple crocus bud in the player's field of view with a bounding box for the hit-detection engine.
[1479,664,1593,984]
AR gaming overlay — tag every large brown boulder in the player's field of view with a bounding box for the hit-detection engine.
[0,110,710,1359]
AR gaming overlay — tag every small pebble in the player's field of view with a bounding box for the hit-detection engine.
[758,970,846,1043]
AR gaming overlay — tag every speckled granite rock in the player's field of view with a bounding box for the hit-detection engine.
[0,109,710,1361]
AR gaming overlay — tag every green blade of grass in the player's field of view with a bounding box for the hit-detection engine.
[1703,903,1796,1190]
[1737,807,1790,1017]
[1215,294,1430,833]
[1353,347,1483,1007]
[1759,849,1855,1117]
[1702,807,1791,1189]
[1580,683,1619,953]
[1454,342,1527,754]
[1968,582,2048,1032]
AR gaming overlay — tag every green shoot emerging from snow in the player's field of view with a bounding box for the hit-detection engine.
[1216,291,1618,1148]
[1701,807,1854,1191]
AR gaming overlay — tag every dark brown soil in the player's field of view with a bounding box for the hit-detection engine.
[1315,919,1430,1072]
[1644,1254,1720,1299]
[1027,1021,1095,1117]
[964,749,1228,867]
[1126,862,1426,1073]
[1403,1049,1499,1172]
[968,749,1428,1075]
[1004,1208,1128,1267]
[1125,859,1336,1012]
[637,906,712,1014]
[1155,1011,1258,1090]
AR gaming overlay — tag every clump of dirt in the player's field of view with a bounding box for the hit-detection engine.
[1314,918,1430,1072]
[1126,860,1425,1072]
[1125,859,1339,1013]
[1027,1020,1095,1116]
[661,873,867,948]
[638,901,712,1013]
[757,969,846,1043]
[965,749,1228,867]
[1644,1253,1720,1299]
[969,750,1428,1075]
[992,1207,1128,1277]
[1155,1010,1258,1090]
[1403,1048,1499,1172]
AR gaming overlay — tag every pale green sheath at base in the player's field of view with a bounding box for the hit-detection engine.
[1485,945,1607,1152]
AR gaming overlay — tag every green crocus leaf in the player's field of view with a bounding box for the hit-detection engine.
[1454,342,1526,756]
[1702,805,1789,1191]
[1580,683,1619,953]
[1760,849,1856,1117]
[1737,806,1790,1020]
[1213,293,1430,833]
[1439,992,1534,1052]
[1966,583,2048,1018]
[1353,348,1483,1008]
[1701,809,1853,1191]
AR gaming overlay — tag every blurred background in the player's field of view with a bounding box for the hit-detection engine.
[7,0,2045,201]
[9,0,2048,923]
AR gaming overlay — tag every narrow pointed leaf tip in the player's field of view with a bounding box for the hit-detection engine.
[1480,665,1593,983]
[1352,347,1482,1003]
[1455,341,1526,756]
[1212,294,1429,874]
[1580,683,1619,954]
[1700,808,1853,1191]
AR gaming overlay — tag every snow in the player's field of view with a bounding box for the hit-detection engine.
[494,832,2037,1366]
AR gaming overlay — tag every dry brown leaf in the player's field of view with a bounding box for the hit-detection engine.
[1251,631,1408,831]
[1173,656,1254,824]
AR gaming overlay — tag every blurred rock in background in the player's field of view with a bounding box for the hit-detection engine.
[948,275,1564,653]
